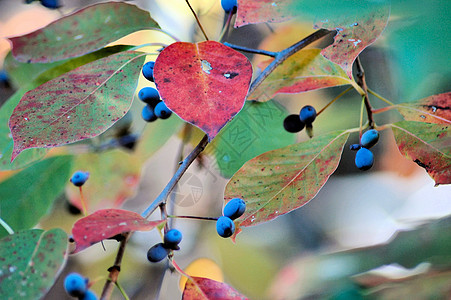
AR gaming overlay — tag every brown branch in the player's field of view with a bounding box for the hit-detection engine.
[185,0,209,41]
[355,57,375,128]
[248,29,334,96]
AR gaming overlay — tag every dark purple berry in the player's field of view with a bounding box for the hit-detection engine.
[141,105,157,122]
[216,216,235,238]
[349,144,361,151]
[283,114,305,133]
[142,61,155,82]
[138,87,160,107]
[223,198,246,220]
[64,273,87,297]
[70,171,89,187]
[40,0,60,9]
[221,0,237,13]
[154,102,172,119]
[147,243,170,262]
[360,129,379,149]
[299,105,316,124]
[164,229,183,249]
[355,148,374,171]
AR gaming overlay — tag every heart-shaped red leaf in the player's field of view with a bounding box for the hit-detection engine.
[71,209,165,253]
[154,41,252,141]
[396,92,451,124]
[183,277,248,300]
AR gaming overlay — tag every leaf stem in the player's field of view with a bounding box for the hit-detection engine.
[317,86,353,116]
[368,88,395,106]
[141,134,209,218]
[355,57,375,128]
[219,11,234,42]
[167,215,219,221]
[0,217,14,235]
[248,29,334,97]
[359,95,365,138]
[185,0,209,41]
[372,106,395,114]
[223,42,278,57]
[114,281,130,300]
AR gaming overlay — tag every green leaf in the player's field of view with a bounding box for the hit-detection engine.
[224,130,350,237]
[396,92,451,124]
[65,149,141,212]
[0,228,68,300]
[9,2,159,63]
[0,156,73,238]
[0,46,133,170]
[249,49,352,102]
[391,121,450,186]
[207,100,295,178]
[9,51,145,161]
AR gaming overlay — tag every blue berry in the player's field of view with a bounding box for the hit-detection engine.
[221,0,237,13]
[360,129,379,149]
[142,61,155,82]
[164,229,183,249]
[216,216,235,238]
[40,0,60,9]
[223,198,246,220]
[147,243,170,262]
[355,148,374,171]
[299,105,316,124]
[70,171,89,187]
[81,290,98,300]
[138,87,160,107]
[64,273,87,297]
[141,105,157,122]
[154,102,172,119]
[349,144,361,151]
[283,114,305,133]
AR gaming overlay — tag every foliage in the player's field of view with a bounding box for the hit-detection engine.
[0,1,449,299]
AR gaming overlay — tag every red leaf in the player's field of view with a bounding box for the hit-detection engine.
[315,3,390,79]
[396,92,451,124]
[8,2,159,63]
[391,121,450,186]
[182,277,248,300]
[154,41,252,141]
[235,0,295,28]
[9,51,145,162]
[71,209,165,253]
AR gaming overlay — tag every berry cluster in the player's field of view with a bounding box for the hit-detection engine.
[64,273,97,300]
[147,229,183,263]
[283,105,317,138]
[216,198,246,238]
[139,61,172,123]
[350,129,379,170]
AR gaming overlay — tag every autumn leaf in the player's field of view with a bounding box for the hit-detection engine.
[183,277,248,300]
[154,41,253,141]
[249,49,352,102]
[224,130,350,237]
[9,2,159,63]
[396,92,451,124]
[0,229,68,299]
[391,121,450,186]
[235,0,296,27]
[71,209,165,253]
[9,51,145,162]
[315,2,390,79]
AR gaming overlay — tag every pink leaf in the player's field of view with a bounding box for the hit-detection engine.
[71,209,165,253]
[315,3,390,79]
[154,41,253,141]
[235,0,295,28]
[183,277,248,300]
[396,92,451,124]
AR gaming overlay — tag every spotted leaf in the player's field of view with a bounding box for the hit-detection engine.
[396,92,451,124]
[183,277,248,300]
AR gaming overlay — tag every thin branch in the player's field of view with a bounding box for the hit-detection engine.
[141,134,209,218]
[100,233,131,300]
[167,215,219,221]
[223,42,277,57]
[248,29,334,96]
[355,57,375,128]
[218,10,234,42]
[185,0,209,41]
[368,88,395,106]
[317,86,353,116]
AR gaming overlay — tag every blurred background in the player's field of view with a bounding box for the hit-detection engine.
[0,0,450,299]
